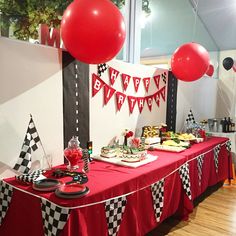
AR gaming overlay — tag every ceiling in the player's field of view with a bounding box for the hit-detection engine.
[140,0,236,58]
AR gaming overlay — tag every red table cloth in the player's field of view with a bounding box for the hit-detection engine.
[0,137,232,236]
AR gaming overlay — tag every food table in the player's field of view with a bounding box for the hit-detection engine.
[0,137,232,236]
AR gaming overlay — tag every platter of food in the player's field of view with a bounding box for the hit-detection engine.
[152,144,186,152]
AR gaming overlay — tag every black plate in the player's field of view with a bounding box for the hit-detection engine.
[55,186,89,199]
[34,178,61,188]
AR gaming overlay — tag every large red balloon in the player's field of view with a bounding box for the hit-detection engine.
[61,0,126,64]
[171,42,210,82]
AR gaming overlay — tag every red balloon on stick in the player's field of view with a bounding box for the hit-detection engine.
[171,42,210,82]
[61,0,126,64]
[206,64,214,77]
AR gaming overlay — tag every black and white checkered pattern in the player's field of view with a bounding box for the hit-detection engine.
[13,117,41,174]
[16,169,46,183]
[82,149,90,173]
[214,144,221,173]
[179,163,192,200]
[105,196,127,236]
[197,155,204,186]
[185,109,195,123]
[41,199,71,236]
[97,63,108,77]
[151,179,165,222]
[161,72,167,84]
[0,181,13,225]
[226,140,232,152]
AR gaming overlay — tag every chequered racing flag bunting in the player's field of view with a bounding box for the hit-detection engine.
[185,109,195,123]
[197,154,204,186]
[226,140,231,153]
[105,196,127,236]
[151,178,165,222]
[0,181,13,225]
[97,63,108,77]
[13,116,41,174]
[16,169,46,183]
[214,144,221,173]
[179,163,192,200]
[41,199,71,236]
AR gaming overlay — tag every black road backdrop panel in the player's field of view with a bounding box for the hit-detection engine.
[62,51,90,149]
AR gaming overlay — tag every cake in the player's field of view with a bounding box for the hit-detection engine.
[100,147,118,158]
[121,149,147,162]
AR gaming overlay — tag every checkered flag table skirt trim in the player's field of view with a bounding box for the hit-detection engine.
[197,154,204,186]
[0,181,13,225]
[226,140,231,152]
[105,196,127,236]
[179,163,192,200]
[185,109,195,123]
[151,179,165,222]
[41,199,71,236]
[214,144,221,173]
[97,63,108,77]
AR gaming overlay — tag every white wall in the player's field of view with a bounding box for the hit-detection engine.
[89,60,167,154]
[0,37,63,178]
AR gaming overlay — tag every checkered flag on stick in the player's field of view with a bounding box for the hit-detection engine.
[197,154,204,186]
[151,178,165,222]
[226,140,231,153]
[105,196,127,236]
[179,163,192,200]
[13,115,42,174]
[97,63,108,77]
[214,144,221,173]
[41,199,71,236]
[186,109,195,123]
[0,181,13,225]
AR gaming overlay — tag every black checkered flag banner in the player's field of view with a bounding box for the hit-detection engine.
[0,181,13,225]
[151,178,165,222]
[13,117,41,174]
[97,63,108,77]
[179,163,192,200]
[41,199,71,236]
[16,169,46,183]
[185,109,195,123]
[82,149,90,173]
[105,196,127,236]
[197,154,204,186]
[214,144,221,173]
[226,140,231,153]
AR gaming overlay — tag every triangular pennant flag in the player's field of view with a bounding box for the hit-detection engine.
[41,199,71,236]
[226,140,231,153]
[213,144,221,173]
[116,92,126,111]
[137,97,145,113]
[105,196,127,236]
[104,84,116,105]
[179,163,192,200]
[127,96,137,113]
[186,109,195,123]
[109,67,120,85]
[145,95,154,111]
[0,181,13,225]
[153,75,160,89]
[121,74,131,91]
[92,73,105,97]
[97,63,108,77]
[151,179,165,222]
[159,86,166,102]
[143,77,151,92]
[132,77,141,92]
[197,155,204,186]
[153,91,160,107]
[13,116,41,174]
[161,71,167,84]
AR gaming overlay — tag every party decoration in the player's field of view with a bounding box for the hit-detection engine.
[233,64,236,72]
[153,75,160,89]
[116,92,126,111]
[127,96,137,113]
[109,67,120,85]
[61,0,126,64]
[145,95,153,111]
[222,57,234,71]
[133,77,141,92]
[206,64,214,77]
[153,92,160,107]
[104,84,116,105]
[92,74,105,97]
[137,97,145,113]
[121,74,131,91]
[171,42,210,82]
[143,77,151,92]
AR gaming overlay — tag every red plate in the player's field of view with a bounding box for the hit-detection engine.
[58,183,86,195]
